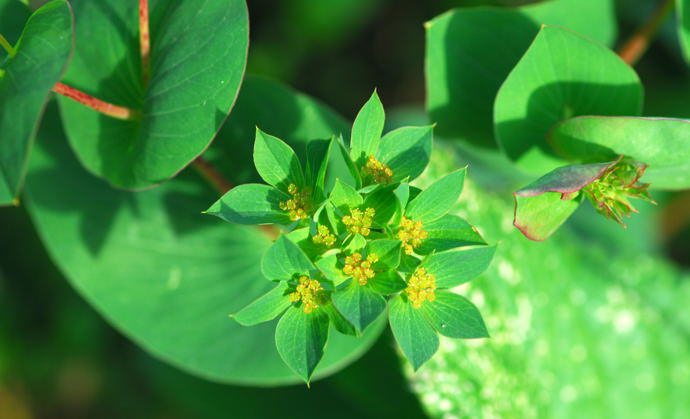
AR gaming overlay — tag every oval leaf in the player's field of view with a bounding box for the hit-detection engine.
[405,168,466,223]
[254,128,305,191]
[233,282,291,326]
[350,90,384,166]
[419,290,488,339]
[275,307,330,384]
[494,25,642,173]
[332,280,387,333]
[422,246,496,289]
[550,116,690,190]
[57,0,249,189]
[262,235,316,281]
[417,214,486,255]
[377,125,433,182]
[204,183,291,225]
[388,295,439,371]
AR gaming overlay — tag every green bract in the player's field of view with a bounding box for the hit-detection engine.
[207,93,495,382]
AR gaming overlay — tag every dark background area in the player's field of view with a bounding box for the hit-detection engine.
[1,0,689,417]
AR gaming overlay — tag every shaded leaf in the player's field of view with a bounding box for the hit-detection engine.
[366,239,402,270]
[332,280,387,333]
[377,126,433,182]
[494,25,642,173]
[389,295,439,371]
[275,307,330,383]
[369,270,407,295]
[233,282,291,326]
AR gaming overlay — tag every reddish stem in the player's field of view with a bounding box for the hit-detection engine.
[52,83,139,120]
[139,0,151,86]
[192,156,234,193]
[617,0,675,65]
[191,157,279,239]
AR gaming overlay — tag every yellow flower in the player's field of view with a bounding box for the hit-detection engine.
[279,184,312,221]
[342,207,375,236]
[289,276,324,314]
[397,216,428,255]
[312,225,336,247]
[342,252,379,285]
[362,155,393,184]
[405,267,437,309]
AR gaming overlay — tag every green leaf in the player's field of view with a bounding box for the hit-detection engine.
[305,138,333,200]
[425,0,617,145]
[550,116,690,190]
[366,239,402,269]
[233,282,291,326]
[419,291,488,339]
[513,162,615,241]
[422,246,496,289]
[204,183,291,225]
[377,126,433,182]
[332,280,387,333]
[315,254,349,286]
[362,184,398,226]
[57,0,249,189]
[262,235,316,281]
[0,0,30,57]
[389,295,439,371]
[344,234,368,253]
[323,303,356,336]
[24,105,383,385]
[0,0,72,205]
[329,178,363,209]
[494,25,642,173]
[275,307,330,383]
[514,192,582,242]
[417,214,486,255]
[369,270,407,295]
[405,168,466,223]
[350,90,384,165]
[335,136,362,189]
[254,128,305,191]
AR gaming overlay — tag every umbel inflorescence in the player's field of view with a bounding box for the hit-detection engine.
[206,91,495,383]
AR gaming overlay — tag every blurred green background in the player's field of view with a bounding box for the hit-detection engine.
[2,0,690,417]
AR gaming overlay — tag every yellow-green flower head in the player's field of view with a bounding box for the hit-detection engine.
[279,184,312,221]
[362,155,393,184]
[342,207,375,236]
[342,252,379,285]
[406,267,437,309]
[289,276,324,314]
[312,225,336,247]
[397,216,428,255]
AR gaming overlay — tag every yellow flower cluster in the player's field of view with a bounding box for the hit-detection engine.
[342,207,375,236]
[397,216,428,255]
[312,225,336,247]
[362,155,393,184]
[289,276,324,314]
[342,252,379,285]
[279,184,312,221]
[405,267,437,309]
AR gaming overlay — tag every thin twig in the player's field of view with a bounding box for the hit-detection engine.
[0,33,16,57]
[192,156,234,193]
[52,83,140,120]
[617,0,675,65]
[138,0,151,86]
[192,157,279,239]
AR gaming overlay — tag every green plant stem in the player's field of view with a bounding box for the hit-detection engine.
[139,0,151,86]
[52,82,140,120]
[0,33,16,57]
[191,156,279,239]
[617,0,675,65]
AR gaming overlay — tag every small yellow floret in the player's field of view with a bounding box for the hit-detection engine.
[342,252,379,285]
[279,184,312,221]
[342,207,375,236]
[312,225,336,247]
[289,276,324,314]
[405,267,437,309]
[397,216,428,255]
[362,155,393,184]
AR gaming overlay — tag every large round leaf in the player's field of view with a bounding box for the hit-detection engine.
[25,97,383,386]
[550,116,690,190]
[57,0,249,189]
[494,25,643,173]
[425,0,616,146]
[0,0,72,205]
